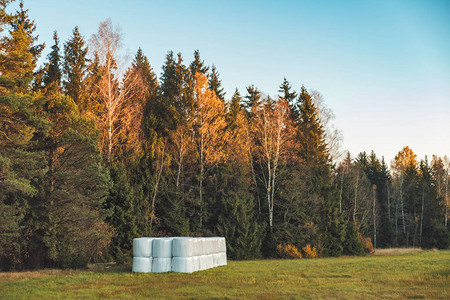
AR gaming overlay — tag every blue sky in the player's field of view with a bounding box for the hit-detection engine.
[19,0,450,163]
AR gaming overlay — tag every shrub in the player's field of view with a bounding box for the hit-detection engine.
[302,244,318,258]
[359,233,375,254]
[277,244,302,258]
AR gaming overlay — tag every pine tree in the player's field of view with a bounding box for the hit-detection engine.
[63,26,88,109]
[0,1,44,93]
[209,65,225,102]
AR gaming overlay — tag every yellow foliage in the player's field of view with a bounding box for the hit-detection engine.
[277,244,302,259]
[302,244,318,258]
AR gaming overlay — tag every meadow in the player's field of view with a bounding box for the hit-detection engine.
[0,250,448,299]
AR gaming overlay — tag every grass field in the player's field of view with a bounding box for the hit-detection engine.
[0,250,448,299]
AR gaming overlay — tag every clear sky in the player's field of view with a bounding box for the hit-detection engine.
[18,0,450,163]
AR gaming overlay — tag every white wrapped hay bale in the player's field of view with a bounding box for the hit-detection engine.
[172,237,195,257]
[218,237,226,253]
[192,255,200,272]
[218,252,227,266]
[193,238,203,256]
[205,254,214,269]
[132,257,152,273]
[172,257,197,273]
[198,254,206,271]
[153,237,173,258]
[133,237,153,258]
[152,257,172,273]
[212,253,220,268]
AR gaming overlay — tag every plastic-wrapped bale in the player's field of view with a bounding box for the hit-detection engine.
[218,252,227,266]
[172,257,197,273]
[133,237,153,258]
[205,254,214,269]
[218,237,226,253]
[198,254,206,271]
[152,257,172,273]
[153,237,173,258]
[212,253,221,268]
[132,257,152,273]
[192,255,200,272]
[193,238,203,257]
[214,237,220,254]
[202,238,209,255]
[172,237,195,257]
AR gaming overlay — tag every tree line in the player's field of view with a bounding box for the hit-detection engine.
[0,1,448,270]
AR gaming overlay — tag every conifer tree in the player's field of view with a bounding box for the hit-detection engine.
[216,161,263,259]
[209,65,225,102]
[244,85,261,110]
[63,26,88,109]
[42,31,62,89]
[419,159,448,248]
[227,88,242,128]
[0,1,44,93]
[297,86,328,166]
[189,49,209,76]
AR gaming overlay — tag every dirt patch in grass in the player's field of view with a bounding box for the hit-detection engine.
[373,248,423,256]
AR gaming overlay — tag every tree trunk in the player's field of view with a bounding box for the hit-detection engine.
[199,132,204,229]
[372,185,377,249]
[420,188,424,246]
[387,181,391,223]
[353,170,359,224]
[149,143,166,232]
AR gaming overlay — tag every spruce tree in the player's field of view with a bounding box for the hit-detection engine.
[279,78,299,121]
[63,26,88,109]
[189,49,209,76]
[216,161,263,259]
[42,31,62,89]
[420,159,448,248]
[227,88,242,128]
[209,65,225,102]
[244,85,261,109]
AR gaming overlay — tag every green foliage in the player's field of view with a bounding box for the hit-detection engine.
[216,162,264,259]
[0,2,44,93]
[42,31,62,89]
[209,65,225,102]
[63,26,88,109]
[104,163,138,263]
[342,221,365,256]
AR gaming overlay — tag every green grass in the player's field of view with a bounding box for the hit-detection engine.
[0,250,448,299]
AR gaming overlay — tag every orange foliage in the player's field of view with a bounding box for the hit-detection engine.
[277,244,303,259]
[393,146,418,173]
[302,244,318,258]
[194,72,228,166]
[359,233,375,254]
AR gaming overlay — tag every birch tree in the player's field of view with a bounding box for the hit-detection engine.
[252,96,291,229]
[193,72,228,228]
[89,19,140,162]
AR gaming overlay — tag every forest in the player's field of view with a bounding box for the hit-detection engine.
[0,1,448,270]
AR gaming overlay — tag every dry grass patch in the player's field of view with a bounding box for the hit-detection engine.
[373,248,423,256]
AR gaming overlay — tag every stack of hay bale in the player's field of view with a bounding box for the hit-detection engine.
[132,237,154,273]
[132,237,227,273]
